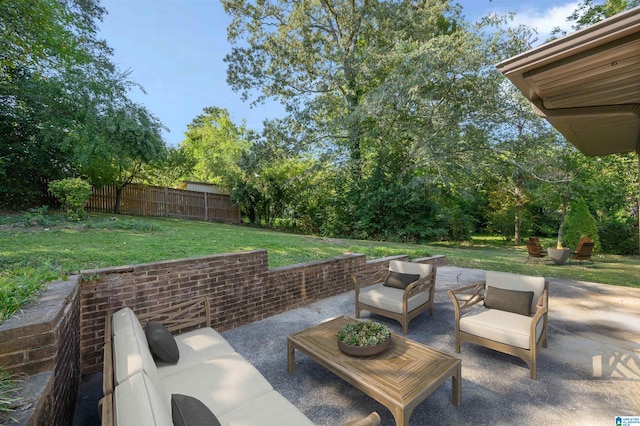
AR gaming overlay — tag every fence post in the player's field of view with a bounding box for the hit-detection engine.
[204,193,208,221]
[163,187,168,217]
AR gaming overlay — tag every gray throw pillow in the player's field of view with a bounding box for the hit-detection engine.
[484,286,534,316]
[172,394,221,426]
[383,271,421,290]
[145,322,179,363]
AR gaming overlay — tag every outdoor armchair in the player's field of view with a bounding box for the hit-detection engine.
[353,260,436,334]
[525,238,547,264]
[571,237,594,264]
[447,271,549,379]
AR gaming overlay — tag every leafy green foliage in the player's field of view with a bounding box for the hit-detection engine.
[0,369,23,424]
[562,197,600,251]
[0,267,59,324]
[48,178,92,220]
[564,0,640,32]
[181,107,249,192]
[598,221,639,255]
[0,0,167,210]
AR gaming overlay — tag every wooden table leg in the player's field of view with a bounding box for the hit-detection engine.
[390,407,408,426]
[451,362,462,406]
[287,338,296,373]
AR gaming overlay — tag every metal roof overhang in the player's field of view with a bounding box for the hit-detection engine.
[496,7,640,157]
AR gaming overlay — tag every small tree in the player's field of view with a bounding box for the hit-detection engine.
[561,197,600,251]
[48,178,93,220]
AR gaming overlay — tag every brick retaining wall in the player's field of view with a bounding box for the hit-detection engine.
[79,251,446,374]
[0,250,445,424]
[0,278,81,425]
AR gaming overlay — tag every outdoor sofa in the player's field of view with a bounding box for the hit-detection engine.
[99,297,380,426]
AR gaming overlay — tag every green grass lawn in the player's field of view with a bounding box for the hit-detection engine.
[1,211,639,323]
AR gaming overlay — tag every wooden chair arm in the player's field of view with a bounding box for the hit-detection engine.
[352,268,388,290]
[404,271,436,299]
[102,314,114,396]
[448,281,485,307]
[99,393,114,426]
[341,412,381,426]
[531,288,549,323]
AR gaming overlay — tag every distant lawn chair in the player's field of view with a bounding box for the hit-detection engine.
[525,238,547,265]
[571,238,594,265]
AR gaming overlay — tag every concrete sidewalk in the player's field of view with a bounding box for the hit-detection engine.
[74,266,640,425]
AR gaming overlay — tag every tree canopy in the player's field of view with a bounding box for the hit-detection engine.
[0,0,166,209]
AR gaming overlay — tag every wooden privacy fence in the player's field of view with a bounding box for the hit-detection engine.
[86,183,240,223]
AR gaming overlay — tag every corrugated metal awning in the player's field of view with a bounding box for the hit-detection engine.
[496,7,640,156]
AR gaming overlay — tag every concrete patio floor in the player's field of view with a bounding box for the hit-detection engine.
[74,266,640,425]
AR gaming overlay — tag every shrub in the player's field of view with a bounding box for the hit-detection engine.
[562,197,600,251]
[598,221,638,255]
[48,178,93,221]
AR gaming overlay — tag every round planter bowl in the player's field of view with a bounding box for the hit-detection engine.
[548,247,571,265]
[337,337,391,357]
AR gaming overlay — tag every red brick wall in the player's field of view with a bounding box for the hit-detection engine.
[80,250,270,374]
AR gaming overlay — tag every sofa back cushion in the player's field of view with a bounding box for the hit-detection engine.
[389,260,433,278]
[112,308,166,396]
[485,271,545,315]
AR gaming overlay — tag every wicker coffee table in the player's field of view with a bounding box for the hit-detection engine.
[287,316,461,426]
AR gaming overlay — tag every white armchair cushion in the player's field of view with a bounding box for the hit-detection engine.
[358,283,430,314]
[460,305,545,349]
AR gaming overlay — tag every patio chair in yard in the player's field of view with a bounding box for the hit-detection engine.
[571,237,595,264]
[353,260,436,335]
[525,238,547,264]
[448,271,549,379]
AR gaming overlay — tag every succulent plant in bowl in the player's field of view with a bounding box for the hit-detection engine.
[337,321,391,356]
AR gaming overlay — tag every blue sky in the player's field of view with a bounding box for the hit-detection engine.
[98,0,579,147]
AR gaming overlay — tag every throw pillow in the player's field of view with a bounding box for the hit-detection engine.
[484,286,534,316]
[145,322,179,363]
[172,394,221,426]
[383,271,421,290]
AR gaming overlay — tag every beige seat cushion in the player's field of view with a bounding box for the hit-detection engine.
[218,390,315,426]
[160,353,274,417]
[358,283,430,314]
[460,305,545,349]
[115,372,173,426]
[156,328,236,377]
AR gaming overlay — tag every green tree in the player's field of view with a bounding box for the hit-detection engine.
[223,0,539,241]
[566,0,639,31]
[78,102,167,213]
[181,107,250,192]
[0,0,167,210]
[562,197,600,251]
